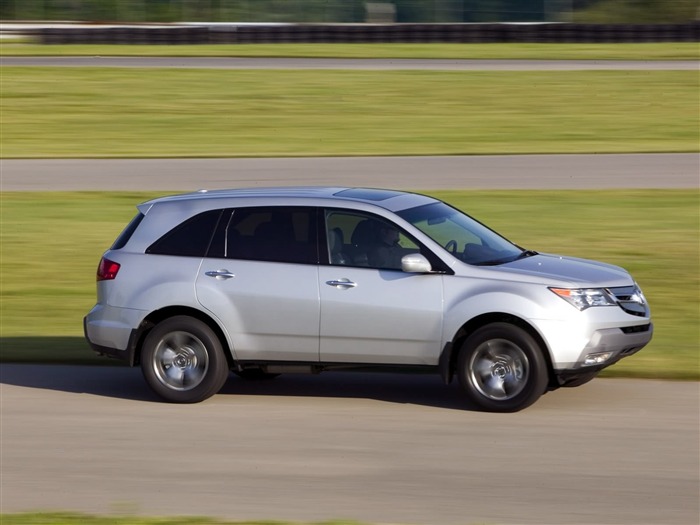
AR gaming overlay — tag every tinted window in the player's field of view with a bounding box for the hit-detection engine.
[397,202,522,266]
[223,207,317,264]
[325,209,421,270]
[111,212,144,250]
[147,209,223,257]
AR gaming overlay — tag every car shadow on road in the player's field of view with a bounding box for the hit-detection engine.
[0,363,474,410]
[220,370,472,410]
[0,363,158,402]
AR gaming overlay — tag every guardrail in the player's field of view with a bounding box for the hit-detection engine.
[34,22,700,44]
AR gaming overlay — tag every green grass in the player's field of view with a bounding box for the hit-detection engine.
[2,42,699,59]
[1,190,698,379]
[0,514,361,525]
[1,68,698,158]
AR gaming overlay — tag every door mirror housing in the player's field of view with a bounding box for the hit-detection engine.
[401,253,433,273]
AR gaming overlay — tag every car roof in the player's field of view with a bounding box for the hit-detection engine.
[138,186,439,214]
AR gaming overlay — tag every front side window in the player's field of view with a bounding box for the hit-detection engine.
[325,210,421,270]
[397,202,523,266]
[220,207,317,264]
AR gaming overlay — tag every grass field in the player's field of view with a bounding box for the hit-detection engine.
[2,42,699,59]
[1,514,351,525]
[1,68,697,158]
[1,190,697,379]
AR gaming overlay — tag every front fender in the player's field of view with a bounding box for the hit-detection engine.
[443,290,552,345]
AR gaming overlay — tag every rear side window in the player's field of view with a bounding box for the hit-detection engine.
[111,212,144,250]
[217,206,318,264]
[147,209,223,257]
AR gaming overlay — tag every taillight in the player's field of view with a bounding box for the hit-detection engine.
[97,257,120,281]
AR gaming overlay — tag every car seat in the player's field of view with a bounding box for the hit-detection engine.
[349,219,378,266]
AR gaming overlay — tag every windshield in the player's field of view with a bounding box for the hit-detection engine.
[397,202,525,266]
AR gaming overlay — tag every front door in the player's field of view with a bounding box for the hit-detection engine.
[319,209,444,365]
[319,267,444,365]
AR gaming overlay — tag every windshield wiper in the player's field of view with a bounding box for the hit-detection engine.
[475,250,539,267]
[517,249,539,260]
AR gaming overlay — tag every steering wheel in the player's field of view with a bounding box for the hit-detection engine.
[445,239,458,255]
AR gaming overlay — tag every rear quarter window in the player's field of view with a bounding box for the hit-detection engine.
[111,212,145,250]
[147,209,223,257]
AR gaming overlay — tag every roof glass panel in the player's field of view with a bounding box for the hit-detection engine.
[334,188,404,201]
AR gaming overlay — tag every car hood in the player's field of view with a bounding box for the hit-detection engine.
[488,253,633,287]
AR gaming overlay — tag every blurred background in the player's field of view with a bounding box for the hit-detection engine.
[1,0,698,24]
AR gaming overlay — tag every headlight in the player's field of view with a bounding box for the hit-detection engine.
[549,287,617,310]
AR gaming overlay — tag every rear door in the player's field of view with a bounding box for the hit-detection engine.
[196,206,321,362]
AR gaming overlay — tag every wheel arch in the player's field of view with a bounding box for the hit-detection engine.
[130,306,234,368]
[441,312,555,388]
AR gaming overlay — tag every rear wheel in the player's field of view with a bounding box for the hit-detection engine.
[458,323,548,412]
[141,316,229,403]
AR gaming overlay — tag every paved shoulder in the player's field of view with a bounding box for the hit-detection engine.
[2,153,698,191]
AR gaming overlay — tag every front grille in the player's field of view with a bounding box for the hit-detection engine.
[608,285,648,317]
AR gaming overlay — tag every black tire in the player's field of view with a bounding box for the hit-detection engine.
[141,316,229,403]
[457,322,549,412]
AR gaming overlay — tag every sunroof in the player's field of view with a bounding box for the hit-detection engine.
[334,188,404,201]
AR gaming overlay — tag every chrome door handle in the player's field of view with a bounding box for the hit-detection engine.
[326,279,357,289]
[205,269,235,280]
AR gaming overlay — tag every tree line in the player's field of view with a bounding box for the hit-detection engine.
[0,0,696,24]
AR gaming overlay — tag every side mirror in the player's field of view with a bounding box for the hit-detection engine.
[401,253,432,274]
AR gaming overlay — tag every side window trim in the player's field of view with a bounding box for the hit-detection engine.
[205,208,233,259]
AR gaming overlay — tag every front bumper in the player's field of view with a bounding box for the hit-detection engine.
[554,322,653,372]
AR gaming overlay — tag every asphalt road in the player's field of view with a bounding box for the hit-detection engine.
[3,56,698,70]
[1,364,698,524]
[2,153,698,191]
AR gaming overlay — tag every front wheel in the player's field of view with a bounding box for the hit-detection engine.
[141,316,229,403]
[457,323,548,412]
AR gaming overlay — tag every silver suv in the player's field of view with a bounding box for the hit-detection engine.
[84,187,652,412]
